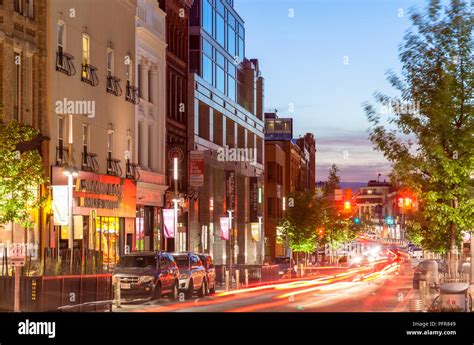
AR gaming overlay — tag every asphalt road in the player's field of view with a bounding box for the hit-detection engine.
[114,242,415,313]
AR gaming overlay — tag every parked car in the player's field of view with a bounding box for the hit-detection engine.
[410,247,423,259]
[113,251,179,301]
[272,256,296,278]
[413,259,439,289]
[172,252,207,299]
[198,253,216,294]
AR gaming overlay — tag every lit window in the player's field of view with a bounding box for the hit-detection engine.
[82,34,90,77]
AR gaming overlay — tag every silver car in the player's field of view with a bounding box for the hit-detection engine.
[172,252,207,299]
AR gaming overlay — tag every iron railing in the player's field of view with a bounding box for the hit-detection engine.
[81,64,99,86]
[106,75,122,96]
[107,157,122,177]
[82,151,99,173]
[56,51,76,76]
[125,80,139,104]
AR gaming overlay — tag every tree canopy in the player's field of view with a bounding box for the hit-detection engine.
[365,0,473,253]
[0,120,46,229]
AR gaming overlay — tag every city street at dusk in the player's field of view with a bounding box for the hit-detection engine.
[0,0,472,344]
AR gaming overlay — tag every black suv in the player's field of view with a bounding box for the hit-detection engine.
[113,251,179,301]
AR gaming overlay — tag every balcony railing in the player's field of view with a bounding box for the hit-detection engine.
[107,157,122,177]
[56,51,76,76]
[82,151,99,173]
[126,160,140,180]
[56,146,69,166]
[81,64,99,86]
[106,75,122,96]
[125,81,139,105]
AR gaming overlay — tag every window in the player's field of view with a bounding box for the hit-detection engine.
[126,58,133,83]
[13,52,21,121]
[25,0,34,19]
[202,0,213,35]
[227,74,235,100]
[215,13,225,47]
[127,136,132,162]
[202,54,213,84]
[57,22,64,53]
[82,34,90,78]
[216,66,225,93]
[227,26,236,56]
[58,116,65,149]
[14,0,22,14]
[107,130,114,159]
[82,124,89,155]
[107,48,114,77]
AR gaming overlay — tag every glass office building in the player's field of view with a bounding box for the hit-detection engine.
[188,0,265,265]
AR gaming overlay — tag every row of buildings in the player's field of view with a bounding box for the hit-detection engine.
[354,179,416,242]
[0,0,316,271]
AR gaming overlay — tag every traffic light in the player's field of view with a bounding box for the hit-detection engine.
[353,217,361,225]
[344,201,351,211]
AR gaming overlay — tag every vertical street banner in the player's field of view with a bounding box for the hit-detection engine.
[189,150,204,187]
[225,170,236,212]
[162,209,175,238]
[249,177,259,222]
[52,185,69,226]
[251,223,260,241]
[220,217,229,240]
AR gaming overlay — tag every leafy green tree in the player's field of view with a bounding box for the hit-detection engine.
[277,191,319,257]
[0,120,46,229]
[323,164,341,196]
[364,0,473,256]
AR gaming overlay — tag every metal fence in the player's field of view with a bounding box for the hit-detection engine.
[0,274,112,312]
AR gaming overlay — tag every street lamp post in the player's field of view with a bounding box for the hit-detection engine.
[63,114,78,274]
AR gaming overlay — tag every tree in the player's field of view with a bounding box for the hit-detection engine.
[323,164,341,196]
[365,0,473,261]
[277,191,319,259]
[0,120,46,229]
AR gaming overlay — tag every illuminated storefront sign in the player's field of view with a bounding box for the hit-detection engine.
[51,167,136,218]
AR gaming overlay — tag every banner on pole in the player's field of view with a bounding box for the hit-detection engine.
[163,209,175,238]
[220,217,229,240]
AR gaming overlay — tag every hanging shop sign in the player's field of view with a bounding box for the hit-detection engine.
[163,209,175,239]
[52,185,69,226]
[189,151,204,187]
[220,217,229,240]
[225,170,235,211]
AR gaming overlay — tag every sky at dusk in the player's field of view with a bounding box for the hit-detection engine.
[235,0,428,182]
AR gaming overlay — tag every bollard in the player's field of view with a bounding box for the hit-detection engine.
[300,264,304,277]
[236,269,240,289]
[225,270,230,291]
[419,280,427,307]
[244,269,249,287]
[114,276,122,308]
